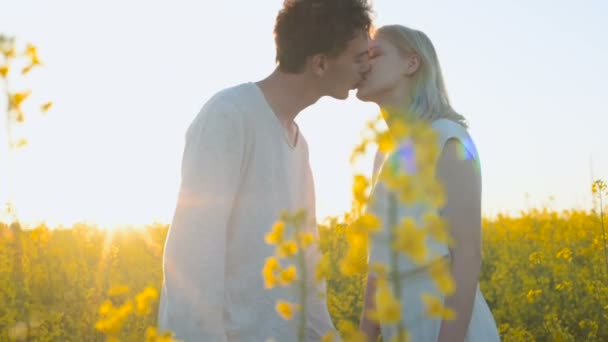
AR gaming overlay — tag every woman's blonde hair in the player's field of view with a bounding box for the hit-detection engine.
[375,25,468,127]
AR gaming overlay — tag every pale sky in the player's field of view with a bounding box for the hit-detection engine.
[1,0,607,227]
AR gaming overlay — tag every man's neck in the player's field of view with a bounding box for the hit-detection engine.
[256,68,321,127]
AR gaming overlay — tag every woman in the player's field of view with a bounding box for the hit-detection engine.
[356,25,500,341]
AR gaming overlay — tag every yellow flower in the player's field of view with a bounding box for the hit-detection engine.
[423,212,452,245]
[9,91,31,111]
[591,180,606,194]
[427,258,455,295]
[135,287,158,315]
[298,232,315,249]
[354,213,381,233]
[99,300,114,315]
[350,140,369,164]
[556,247,572,262]
[25,43,41,65]
[352,174,370,205]
[11,138,28,149]
[262,257,280,289]
[276,301,298,320]
[95,301,133,335]
[421,293,456,320]
[265,221,285,245]
[377,130,396,153]
[526,289,542,303]
[0,64,8,77]
[278,265,297,286]
[421,180,446,208]
[277,240,298,258]
[321,331,337,342]
[316,252,331,281]
[390,119,410,141]
[555,281,572,292]
[338,320,367,342]
[528,251,543,265]
[368,279,401,324]
[340,232,368,275]
[392,217,428,264]
[41,101,53,113]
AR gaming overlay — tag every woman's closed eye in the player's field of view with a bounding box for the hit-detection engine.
[368,48,381,60]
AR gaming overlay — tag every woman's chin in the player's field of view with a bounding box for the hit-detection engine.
[355,88,374,102]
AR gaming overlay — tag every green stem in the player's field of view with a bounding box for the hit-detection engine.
[294,221,307,342]
[599,191,608,280]
[388,193,406,340]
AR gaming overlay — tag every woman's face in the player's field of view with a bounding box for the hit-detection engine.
[356,35,410,103]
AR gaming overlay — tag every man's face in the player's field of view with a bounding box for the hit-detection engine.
[322,30,371,100]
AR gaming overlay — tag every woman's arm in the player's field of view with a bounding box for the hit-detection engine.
[360,274,381,341]
[436,138,483,342]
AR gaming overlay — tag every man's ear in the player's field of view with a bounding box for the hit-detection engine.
[404,54,421,76]
[311,54,328,76]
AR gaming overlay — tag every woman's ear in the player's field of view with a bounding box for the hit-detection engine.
[404,54,421,76]
[311,54,327,76]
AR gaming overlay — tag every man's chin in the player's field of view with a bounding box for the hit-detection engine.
[355,88,370,102]
[330,91,350,100]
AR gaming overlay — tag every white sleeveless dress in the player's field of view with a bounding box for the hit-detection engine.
[367,118,501,342]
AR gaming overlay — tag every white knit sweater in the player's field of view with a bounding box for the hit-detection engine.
[158,82,336,342]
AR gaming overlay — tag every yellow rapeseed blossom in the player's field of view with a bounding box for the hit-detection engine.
[276,301,298,320]
[423,211,452,245]
[278,265,297,286]
[9,90,31,112]
[421,293,456,320]
[316,252,331,281]
[377,130,396,153]
[389,119,410,141]
[352,174,370,206]
[592,179,606,195]
[353,213,381,233]
[0,64,8,77]
[41,101,53,112]
[368,279,401,324]
[95,300,134,335]
[265,221,285,245]
[320,331,335,342]
[392,217,428,263]
[340,232,368,276]
[428,258,455,295]
[298,232,315,249]
[135,287,159,316]
[263,257,280,289]
[277,240,298,258]
[526,289,542,303]
[337,320,367,342]
[556,248,572,262]
[25,43,41,64]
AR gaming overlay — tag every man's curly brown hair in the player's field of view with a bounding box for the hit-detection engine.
[274,0,373,73]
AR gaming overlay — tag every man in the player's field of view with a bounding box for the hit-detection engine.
[158,1,373,341]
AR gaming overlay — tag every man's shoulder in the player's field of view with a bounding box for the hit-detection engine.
[202,82,257,113]
[190,82,257,129]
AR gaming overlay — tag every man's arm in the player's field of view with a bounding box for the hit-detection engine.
[160,102,244,341]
